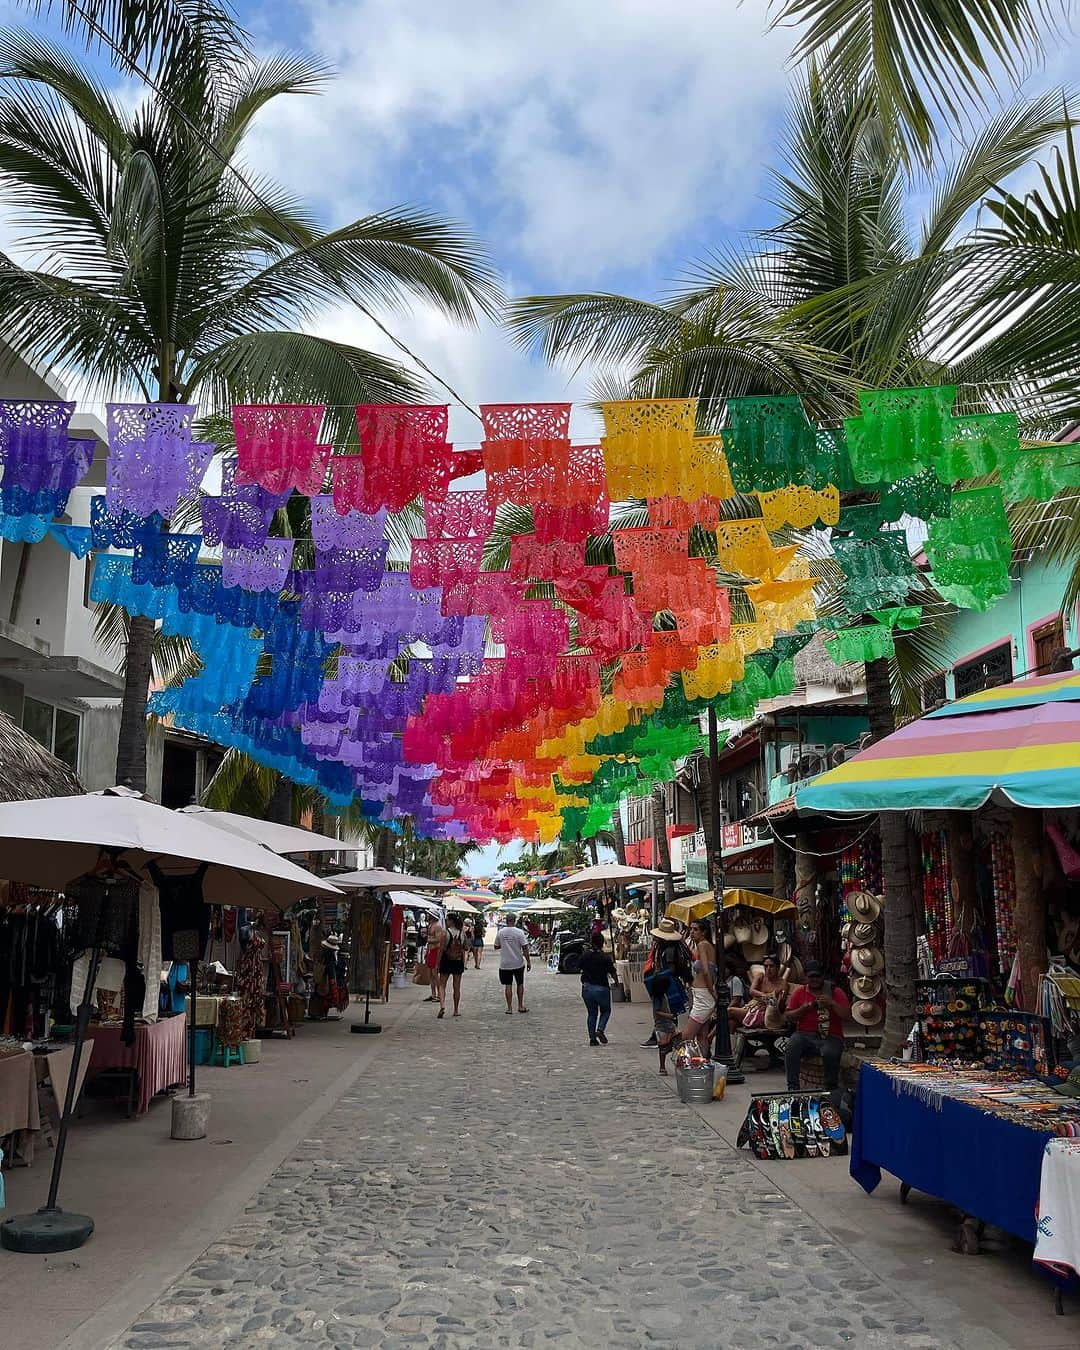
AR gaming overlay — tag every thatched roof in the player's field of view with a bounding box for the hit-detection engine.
[794,630,861,689]
[0,709,83,802]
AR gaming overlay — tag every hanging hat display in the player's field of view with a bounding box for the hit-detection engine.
[748,916,769,946]
[850,973,883,1000]
[733,913,753,944]
[848,890,882,922]
[851,998,883,1027]
[850,946,884,976]
[723,931,736,950]
[848,921,878,945]
[742,940,768,962]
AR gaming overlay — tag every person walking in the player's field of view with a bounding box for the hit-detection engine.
[437,914,467,1019]
[494,913,531,1014]
[470,913,485,969]
[423,914,446,1003]
[579,932,618,1046]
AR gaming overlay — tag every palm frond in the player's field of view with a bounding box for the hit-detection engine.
[771,1,1062,159]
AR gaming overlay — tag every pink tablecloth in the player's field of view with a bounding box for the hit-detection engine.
[88,1016,187,1114]
[0,1049,40,1139]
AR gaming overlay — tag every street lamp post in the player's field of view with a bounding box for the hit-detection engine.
[708,707,744,1084]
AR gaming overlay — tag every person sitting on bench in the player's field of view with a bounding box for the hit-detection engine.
[784,960,850,1091]
[728,953,788,1033]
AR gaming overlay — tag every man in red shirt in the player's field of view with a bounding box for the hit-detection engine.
[783,960,850,1091]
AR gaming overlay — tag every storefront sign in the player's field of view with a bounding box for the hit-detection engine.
[684,849,709,893]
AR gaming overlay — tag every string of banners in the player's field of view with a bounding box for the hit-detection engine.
[0,388,1065,842]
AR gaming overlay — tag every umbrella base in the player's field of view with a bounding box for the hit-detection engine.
[1,1206,94,1253]
[350,1023,382,1034]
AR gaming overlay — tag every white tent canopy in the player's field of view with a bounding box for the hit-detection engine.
[330,867,454,892]
[553,863,664,893]
[0,790,341,909]
[389,890,443,916]
[178,806,346,855]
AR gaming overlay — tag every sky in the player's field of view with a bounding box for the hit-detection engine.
[1,0,1077,869]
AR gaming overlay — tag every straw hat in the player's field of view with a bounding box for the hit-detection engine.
[733,915,753,944]
[848,921,878,946]
[723,931,736,951]
[852,998,883,1027]
[850,946,884,976]
[781,956,804,982]
[650,917,683,942]
[742,939,768,962]
[848,891,882,922]
[749,917,769,946]
[850,973,883,1000]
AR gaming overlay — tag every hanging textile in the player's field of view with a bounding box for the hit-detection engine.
[201,459,288,549]
[49,523,93,558]
[681,640,745,701]
[933,412,1018,483]
[410,537,485,590]
[844,385,956,484]
[832,530,917,612]
[722,395,820,492]
[713,520,782,580]
[755,483,840,531]
[423,490,495,539]
[999,441,1080,502]
[0,511,50,542]
[0,399,91,519]
[924,486,1012,611]
[339,404,453,513]
[825,624,896,664]
[480,403,572,505]
[600,398,696,501]
[130,524,200,587]
[746,577,817,632]
[233,404,329,494]
[221,538,294,592]
[105,403,210,517]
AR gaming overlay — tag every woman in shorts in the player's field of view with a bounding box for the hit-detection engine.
[437,914,467,1018]
[470,914,485,968]
[683,918,717,1050]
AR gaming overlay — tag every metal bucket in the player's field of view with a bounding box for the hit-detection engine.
[676,1063,716,1104]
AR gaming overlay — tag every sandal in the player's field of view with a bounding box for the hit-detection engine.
[453,1011,461,1017]
[437,1008,445,1019]
[518,1007,528,1013]
[505,1008,513,1015]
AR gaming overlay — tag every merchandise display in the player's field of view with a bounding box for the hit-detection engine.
[737,1092,849,1160]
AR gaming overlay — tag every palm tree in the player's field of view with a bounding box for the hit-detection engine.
[0,26,499,792]
[506,70,1072,1050]
[771,0,1062,160]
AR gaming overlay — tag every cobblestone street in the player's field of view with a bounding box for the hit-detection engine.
[113,969,967,1349]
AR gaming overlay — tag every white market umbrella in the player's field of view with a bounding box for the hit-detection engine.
[442,893,480,914]
[389,890,443,917]
[330,867,454,892]
[553,863,664,893]
[0,790,342,909]
[0,790,340,1256]
[178,805,346,856]
[517,897,579,913]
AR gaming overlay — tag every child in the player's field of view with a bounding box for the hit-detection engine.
[650,970,682,1075]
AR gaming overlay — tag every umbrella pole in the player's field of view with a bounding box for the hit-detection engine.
[708,708,743,1084]
[188,957,198,1097]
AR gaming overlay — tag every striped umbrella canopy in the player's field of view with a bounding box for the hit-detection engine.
[452,885,502,905]
[798,670,1080,814]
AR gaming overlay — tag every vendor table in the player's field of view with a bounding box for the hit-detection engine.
[850,1061,1052,1243]
[0,1048,40,1164]
[87,1016,187,1116]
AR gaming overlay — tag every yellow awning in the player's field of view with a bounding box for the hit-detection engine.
[666,889,796,924]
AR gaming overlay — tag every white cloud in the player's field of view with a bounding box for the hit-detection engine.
[247,0,795,286]
[309,299,603,439]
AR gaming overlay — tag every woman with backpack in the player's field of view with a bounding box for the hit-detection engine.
[437,914,467,1019]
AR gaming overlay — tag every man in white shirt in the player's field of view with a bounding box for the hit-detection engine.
[493,914,531,1014]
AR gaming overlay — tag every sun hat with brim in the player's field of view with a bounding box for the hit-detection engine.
[650,917,684,941]
[850,946,884,976]
[749,917,769,946]
[733,917,753,944]
[852,998,883,1027]
[723,931,736,950]
[850,973,883,1000]
[848,921,878,945]
[741,939,768,962]
[848,890,882,922]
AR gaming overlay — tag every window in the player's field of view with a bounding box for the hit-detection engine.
[22,698,81,769]
[953,643,1013,700]
[921,673,947,711]
[1031,616,1066,674]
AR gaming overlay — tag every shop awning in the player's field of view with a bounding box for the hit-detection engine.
[666,889,797,923]
[798,669,1080,814]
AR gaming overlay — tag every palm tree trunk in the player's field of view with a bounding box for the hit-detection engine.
[374,827,396,870]
[610,806,627,866]
[587,836,599,866]
[1012,808,1048,1010]
[267,775,292,826]
[865,657,918,1055]
[115,614,156,790]
[651,784,676,908]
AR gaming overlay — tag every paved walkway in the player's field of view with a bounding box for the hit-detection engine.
[110,969,984,1349]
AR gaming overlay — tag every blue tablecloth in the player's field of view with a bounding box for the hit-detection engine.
[850,1062,1052,1243]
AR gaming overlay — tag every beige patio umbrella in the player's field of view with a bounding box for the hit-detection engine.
[0,787,340,1257]
[442,893,481,914]
[554,863,665,953]
[517,897,579,913]
[330,866,454,892]
[178,805,347,856]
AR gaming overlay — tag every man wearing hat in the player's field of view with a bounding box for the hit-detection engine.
[783,961,850,1092]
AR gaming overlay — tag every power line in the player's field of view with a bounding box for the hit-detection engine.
[61,1,484,421]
